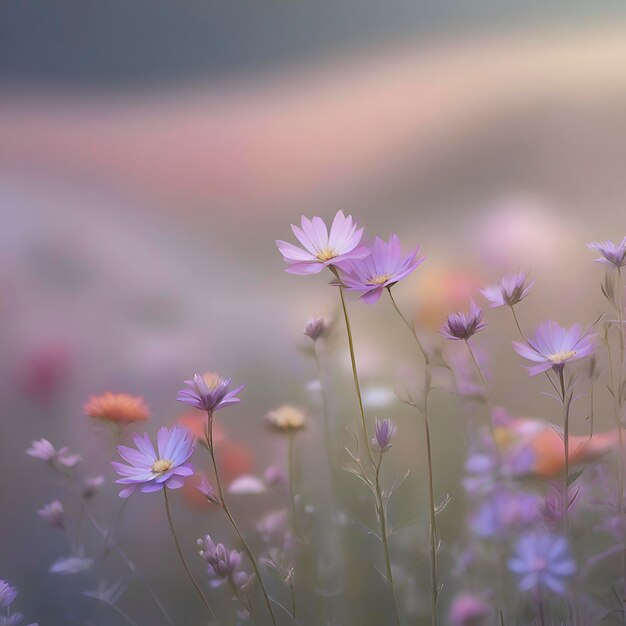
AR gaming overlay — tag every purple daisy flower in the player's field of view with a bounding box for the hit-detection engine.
[512,321,596,376]
[177,373,245,413]
[0,580,17,608]
[112,426,195,498]
[481,271,534,308]
[275,210,370,275]
[587,237,626,269]
[372,417,397,452]
[508,530,576,593]
[337,234,425,303]
[441,300,487,341]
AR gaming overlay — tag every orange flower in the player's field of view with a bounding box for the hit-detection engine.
[84,392,149,423]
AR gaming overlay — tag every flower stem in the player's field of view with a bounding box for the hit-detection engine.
[464,339,496,440]
[287,430,303,541]
[163,489,215,619]
[557,368,570,530]
[338,285,401,626]
[206,415,278,626]
[616,268,626,619]
[387,289,438,626]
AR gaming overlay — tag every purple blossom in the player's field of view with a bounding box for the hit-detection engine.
[512,321,596,376]
[449,593,490,626]
[112,426,195,499]
[372,417,397,453]
[37,500,65,529]
[83,475,105,499]
[470,488,541,538]
[441,300,487,341]
[508,531,576,594]
[481,271,534,308]
[587,237,626,268]
[198,534,254,592]
[176,373,244,413]
[26,439,81,468]
[196,474,221,505]
[337,234,425,303]
[275,210,370,275]
[0,580,17,608]
[303,316,331,341]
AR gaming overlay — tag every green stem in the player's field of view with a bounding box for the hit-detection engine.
[557,368,570,531]
[207,415,278,626]
[338,285,401,626]
[163,489,215,618]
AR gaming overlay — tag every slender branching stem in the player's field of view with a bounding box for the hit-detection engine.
[616,267,626,617]
[206,414,278,626]
[338,285,401,626]
[557,368,570,531]
[163,489,215,618]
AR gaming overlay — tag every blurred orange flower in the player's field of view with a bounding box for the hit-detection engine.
[83,392,149,423]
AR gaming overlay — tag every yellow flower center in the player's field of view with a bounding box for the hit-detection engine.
[548,350,577,363]
[368,274,392,285]
[202,372,224,391]
[316,248,338,262]
[152,459,173,473]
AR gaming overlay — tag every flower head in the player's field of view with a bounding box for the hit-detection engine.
[337,234,425,303]
[195,474,221,505]
[112,426,195,498]
[481,271,534,308]
[26,439,81,468]
[276,210,370,275]
[83,475,105,499]
[372,417,397,453]
[84,392,149,424]
[508,530,576,593]
[0,580,17,608]
[198,534,254,592]
[177,373,244,413]
[265,405,306,432]
[449,593,490,626]
[513,321,596,376]
[37,500,65,529]
[588,237,626,268]
[441,300,487,341]
[303,316,332,341]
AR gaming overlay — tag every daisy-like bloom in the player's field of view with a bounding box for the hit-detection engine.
[508,530,576,593]
[49,556,93,575]
[513,321,596,376]
[83,392,149,424]
[372,417,397,453]
[111,426,195,498]
[338,234,425,303]
[275,210,370,275]
[441,300,487,341]
[177,373,245,414]
[481,271,534,308]
[303,316,331,341]
[587,236,626,268]
[0,580,17,608]
[26,439,81,468]
[37,500,65,529]
[265,405,306,432]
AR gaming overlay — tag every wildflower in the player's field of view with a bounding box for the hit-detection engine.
[587,237,626,268]
[198,534,254,592]
[372,417,397,453]
[37,500,65,529]
[265,406,306,432]
[338,234,425,303]
[508,530,576,593]
[112,426,195,499]
[449,593,490,626]
[481,271,534,308]
[84,392,149,423]
[512,321,596,375]
[26,439,81,468]
[195,474,221,505]
[49,556,93,575]
[264,465,288,487]
[470,489,540,538]
[228,475,266,495]
[441,300,487,341]
[177,373,244,413]
[0,580,17,608]
[83,475,105,499]
[303,316,331,341]
[275,210,370,275]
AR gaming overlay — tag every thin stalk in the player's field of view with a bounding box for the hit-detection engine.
[464,339,496,440]
[206,415,278,626]
[387,289,438,626]
[101,602,139,626]
[290,580,297,622]
[75,495,175,626]
[338,285,401,626]
[287,430,303,541]
[617,267,626,619]
[163,489,215,618]
[557,368,570,530]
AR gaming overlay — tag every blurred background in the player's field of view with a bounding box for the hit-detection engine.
[3,1,626,623]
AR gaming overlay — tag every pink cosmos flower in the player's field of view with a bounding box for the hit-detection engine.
[338,234,425,303]
[275,210,370,275]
